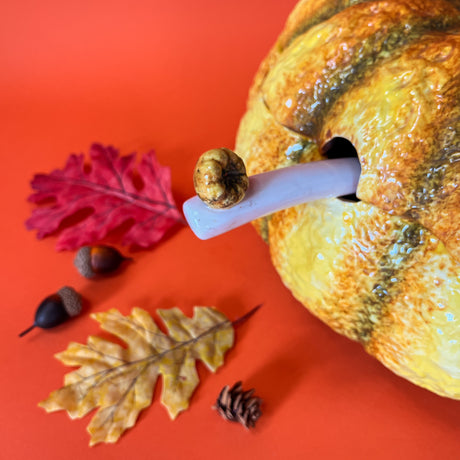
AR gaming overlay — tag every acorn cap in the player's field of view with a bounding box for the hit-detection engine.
[57,286,82,317]
[74,246,95,278]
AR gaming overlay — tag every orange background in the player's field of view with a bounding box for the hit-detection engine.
[2,1,460,458]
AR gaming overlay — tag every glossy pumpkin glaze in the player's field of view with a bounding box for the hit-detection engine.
[236,0,460,397]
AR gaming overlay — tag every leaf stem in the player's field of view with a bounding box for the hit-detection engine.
[231,304,262,328]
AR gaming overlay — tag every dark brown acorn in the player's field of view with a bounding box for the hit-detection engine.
[19,286,82,337]
[74,245,130,278]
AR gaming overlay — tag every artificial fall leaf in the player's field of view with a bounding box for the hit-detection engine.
[26,143,184,250]
[39,306,237,446]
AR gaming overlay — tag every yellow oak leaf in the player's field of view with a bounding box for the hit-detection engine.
[39,306,235,446]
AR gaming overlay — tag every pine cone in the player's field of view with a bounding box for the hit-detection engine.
[214,381,262,428]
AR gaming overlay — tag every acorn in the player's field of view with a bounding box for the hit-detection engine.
[74,245,130,278]
[19,286,82,337]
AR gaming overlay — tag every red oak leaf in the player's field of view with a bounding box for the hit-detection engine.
[26,144,184,250]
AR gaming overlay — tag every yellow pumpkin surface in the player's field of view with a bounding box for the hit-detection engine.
[235,0,460,397]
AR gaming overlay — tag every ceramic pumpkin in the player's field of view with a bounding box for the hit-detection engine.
[235,0,460,398]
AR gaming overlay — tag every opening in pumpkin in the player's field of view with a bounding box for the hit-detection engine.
[322,137,360,202]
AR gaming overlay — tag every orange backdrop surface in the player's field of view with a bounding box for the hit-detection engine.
[2,1,460,459]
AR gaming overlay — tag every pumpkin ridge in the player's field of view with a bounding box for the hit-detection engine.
[262,0,460,139]
[403,93,460,253]
[281,0,460,50]
[279,0,372,50]
[351,222,427,343]
[375,33,460,217]
[291,19,459,138]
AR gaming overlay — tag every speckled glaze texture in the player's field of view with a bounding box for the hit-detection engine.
[236,0,460,398]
